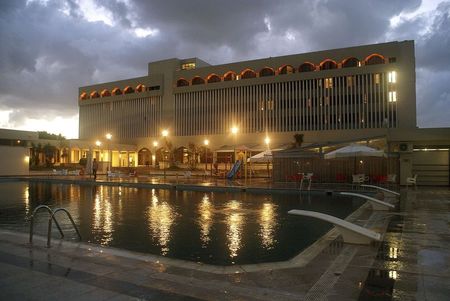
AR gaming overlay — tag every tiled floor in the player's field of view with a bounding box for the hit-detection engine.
[0,186,449,300]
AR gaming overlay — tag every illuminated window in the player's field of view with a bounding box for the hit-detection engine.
[388,71,397,83]
[389,91,397,102]
[346,76,354,87]
[325,78,333,89]
[374,73,380,84]
[181,63,196,70]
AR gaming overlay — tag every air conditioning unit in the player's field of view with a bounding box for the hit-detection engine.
[398,142,413,153]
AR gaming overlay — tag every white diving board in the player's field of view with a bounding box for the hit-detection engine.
[288,209,382,245]
[340,192,395,211]
[360,184,400,196]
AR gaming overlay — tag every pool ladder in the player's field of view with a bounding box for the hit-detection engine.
[29,205,82,247]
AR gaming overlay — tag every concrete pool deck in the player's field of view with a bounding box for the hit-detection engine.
[0,182,449,300]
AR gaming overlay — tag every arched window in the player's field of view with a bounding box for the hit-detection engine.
[299,62,316,72]
[101,89,111,97]
[207,74,221,83]
[90,91,100,99]
[279,65,294,75]
[138,148,152,166]
[112,88,122,95]
[123,86,134,94]
[320,59,338,70]
[365,54,385,65]
[192,76,205,85]
[259,67,275,77]
[342,57,359,68]
[136,84,145,92]
[176,78,189,87]
[241,69,256,79]
[224,71,237,81]
[79,92,88,100]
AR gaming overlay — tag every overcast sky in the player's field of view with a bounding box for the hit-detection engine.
[1,0,449,138]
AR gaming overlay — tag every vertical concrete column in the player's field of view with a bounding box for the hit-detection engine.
[399,153,413,185]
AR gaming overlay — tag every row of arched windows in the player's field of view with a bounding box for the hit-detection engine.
[80,84,146,100]
[176,53,387,87]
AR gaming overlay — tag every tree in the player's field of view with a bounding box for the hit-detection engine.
[38,131,66,140]
[43,143,57,167]
[291,133,304,148]
[188,142,199,169]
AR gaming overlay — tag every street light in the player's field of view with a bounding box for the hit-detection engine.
[161,130,168,179]
[95,140,102,160]
[265,136,271,178]
[204,139,209,175]
[231,126,238,162]
[152,141,158,168]
[106,133,112,172]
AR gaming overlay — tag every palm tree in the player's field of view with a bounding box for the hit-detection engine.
[291,133,304,148]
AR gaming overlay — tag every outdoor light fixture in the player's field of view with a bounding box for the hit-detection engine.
[204,139,209,174]
[95,140,101,147]
[105,133,112,171]
[264,137,270,146]
[153,141,158,147]
[162,129,169,137]
[231,126,238,134]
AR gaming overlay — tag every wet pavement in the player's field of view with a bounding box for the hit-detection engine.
[0,185,449,300]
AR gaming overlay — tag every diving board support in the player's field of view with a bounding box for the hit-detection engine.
[360,184,400,196]
[340,192,395,211]
[288,209,382,245]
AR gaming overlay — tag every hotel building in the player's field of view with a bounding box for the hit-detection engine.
[76,40,449,185]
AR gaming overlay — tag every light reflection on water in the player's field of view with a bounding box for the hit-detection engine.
[146,189,177,255]
[259,202,277,249]
[225,200,244,258]
[0,181,363,265]
[93,186,113,245]
[198,193,213,247]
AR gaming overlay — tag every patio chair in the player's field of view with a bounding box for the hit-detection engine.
[352,174,365,185]
[387,174,397,184]
[406,174,418,187]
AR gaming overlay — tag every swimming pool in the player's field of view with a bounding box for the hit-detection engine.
[0,181,363,265]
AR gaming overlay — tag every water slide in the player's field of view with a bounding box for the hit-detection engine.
[226,160,242,179]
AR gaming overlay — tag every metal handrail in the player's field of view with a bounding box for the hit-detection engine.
[29,205,82,247]
[29,205,64,244]
[48,208,82,247]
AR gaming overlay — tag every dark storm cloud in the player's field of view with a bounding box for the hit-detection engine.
[0,0,449,132]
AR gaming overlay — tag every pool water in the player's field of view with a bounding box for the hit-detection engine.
[0,181,363,265]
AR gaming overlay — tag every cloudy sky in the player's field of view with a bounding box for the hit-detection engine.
[0,0,449,138]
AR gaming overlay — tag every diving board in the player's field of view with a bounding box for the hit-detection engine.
[288,209,381,245]
[340,192,395,211]
[360,184,400,196]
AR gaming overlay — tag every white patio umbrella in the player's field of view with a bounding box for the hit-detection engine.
[324,144,384,159]
[324,144,385,174]
[247,149,273,163]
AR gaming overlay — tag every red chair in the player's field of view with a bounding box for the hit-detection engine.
[336,174,347,183]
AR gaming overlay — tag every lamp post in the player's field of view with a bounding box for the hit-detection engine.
[152,141,158,168]
[162,130,168,179]
[106,133,112,172]
[231,126,238,163]
[204,139,209,176]
[265,136,270,178]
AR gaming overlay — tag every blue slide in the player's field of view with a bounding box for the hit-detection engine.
[226,160,242,179]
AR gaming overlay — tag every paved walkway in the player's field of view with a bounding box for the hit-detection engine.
[0,186,449,300]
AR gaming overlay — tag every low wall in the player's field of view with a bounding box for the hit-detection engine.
[0,145,29,176]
